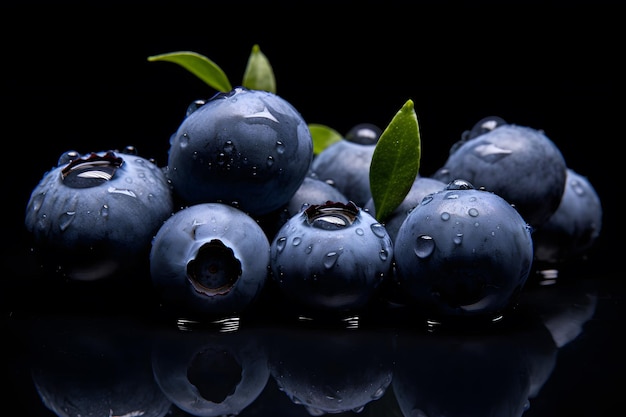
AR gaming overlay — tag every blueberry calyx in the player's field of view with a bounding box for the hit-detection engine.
[305,201,359,230]
[61,151,124,188]
[187,239,242,296]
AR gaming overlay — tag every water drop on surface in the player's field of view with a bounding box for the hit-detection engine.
[468,208,479,217]
[370,223,387,238]
[276,237,287,253]
[292,236,302,246]
[275,140,285,154]
[440,212,450,221]
[355,228,364,236]
[414,235,435,258]
[58,211,76,231]
[324,252,340,269]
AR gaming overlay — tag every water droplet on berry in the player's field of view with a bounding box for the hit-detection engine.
[324,252,340,269]
[355,228,364,236]
[370,223,387,238]
[414,235,435,258]
[58,211,75,231]
[441,212,450,221]
[276,236,287,253]
[468,208,479,217]
[275,141,285,154]
[292,237,302,246]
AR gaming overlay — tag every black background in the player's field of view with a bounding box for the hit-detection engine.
[1,1,621,416]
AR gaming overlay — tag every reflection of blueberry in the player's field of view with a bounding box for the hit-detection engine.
[270,201,393,314]
[166,87,313,216]
[151,326,269,416]
[28,315,172,417]
[149,203,270,319]
[267,326,394,415]
[24,149,174,281]
[364,176,446,243]
[394,179,534,319]
[433,123,567,228]
[532,168,603,265]
[311,137,377,207]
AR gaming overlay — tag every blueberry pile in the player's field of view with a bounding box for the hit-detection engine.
[24,47,603,324]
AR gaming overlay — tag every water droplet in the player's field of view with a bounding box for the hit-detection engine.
[324,251,340,269]
[421,195,434,205]
[355,228,364,236]
[440,212,450,221]
[267,155,274,167]
[453,233,463,245]
[370,223,387,238]
[180,132,190,147]
[223,140,234,153]
[31,193,45,211]
[474,142,512,162]
[414,235,435,258]
[571,178,585,196]
[107,187,136,198]
[379,249,388,261]
[292,236,302,246]
[276,237,287,253]
[100,204,109,218]
[445,192,459,199]
[275,141,285,154]
[468,207,479,217]
[305,245,313,254]
[58,211,76,231]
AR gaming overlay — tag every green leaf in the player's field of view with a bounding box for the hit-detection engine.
[369,99,421,223]
[242,44,277,93]
[308,123,343,155]
[147,51,233,92]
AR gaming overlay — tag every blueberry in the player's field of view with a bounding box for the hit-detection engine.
[311,136,377,207]
[286,175,348,217]
[532,168,603,265]
[166,87,313,216]
[345,122,383,145]
[149,202,270,319]
[394,179,534,319]
[364,176,447,243]
[432,123,567,229]
[270,201,393,314]
[24,149,174,281]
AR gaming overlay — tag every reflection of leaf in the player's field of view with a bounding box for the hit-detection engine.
[369,99,421,223]
[242,44,276,93]
[147,51,232,92]
[308,123,343,155]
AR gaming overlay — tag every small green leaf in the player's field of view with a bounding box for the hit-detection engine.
[242,44,277,93]
[147,51,232,92]
[308,123,343,155]
[369,99,421,223]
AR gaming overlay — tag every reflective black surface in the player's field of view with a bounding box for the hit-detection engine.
[2,1,620,416]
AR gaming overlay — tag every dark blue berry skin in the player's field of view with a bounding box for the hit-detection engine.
[24,149,173,281]
[364,176,447,243]
[166,87,313,216]
[270,201,393,314]
[532,168,603,265]
[149,203,270,319]
[394,180,534,319]
[311,139,376,208]
[286,175,348,217]
[432,124,567,229]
